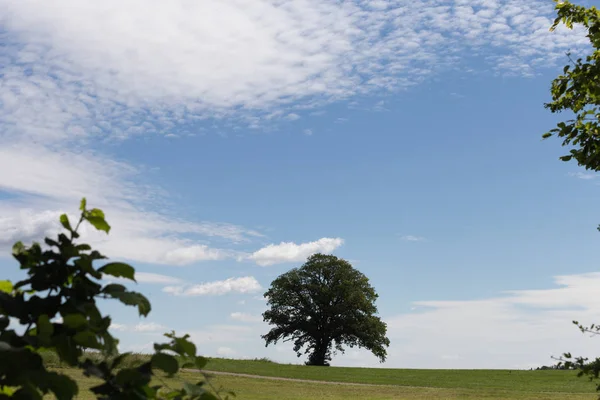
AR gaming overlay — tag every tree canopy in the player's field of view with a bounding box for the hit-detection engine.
[261,253,390,366]
[544,1,600,171]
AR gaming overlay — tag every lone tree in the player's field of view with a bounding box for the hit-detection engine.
[261,253,390,366]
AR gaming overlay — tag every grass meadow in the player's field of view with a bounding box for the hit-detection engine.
[41,352,599,399]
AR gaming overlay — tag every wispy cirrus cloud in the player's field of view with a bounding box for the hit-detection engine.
[105,272,184,285]
[568,171,598,180]
[230,312,262,323]
[0,0,588,143]
[0,144,262,265]
[400,235,426,242]
[0,0,589,267]
[248,237,344,266]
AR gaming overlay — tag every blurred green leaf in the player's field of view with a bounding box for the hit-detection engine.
[195,356,208,370]
[183,382,207,396]
[0,280,13,293]
[45,371,78,400]
[60,214,72,231]
[37,315,53,344]
[98,262,136,281]
[85,215,111,234]
[62,314,88,329]
[103,284,151,316]
[151,353,179,375]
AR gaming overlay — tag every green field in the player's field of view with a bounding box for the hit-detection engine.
[41,353,600,399]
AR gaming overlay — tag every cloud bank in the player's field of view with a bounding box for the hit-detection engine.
[0,0,588,267]
[0,0,588,143]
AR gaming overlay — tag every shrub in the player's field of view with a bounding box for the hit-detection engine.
[0,199,231,399]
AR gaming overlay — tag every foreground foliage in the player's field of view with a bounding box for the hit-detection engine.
[0,199,229,399]
[262,253,389,366]
[545,1,600,397]
[544,1,600,171]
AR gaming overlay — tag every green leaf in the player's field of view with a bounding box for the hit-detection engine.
[62,314,88,329]
[151,353,179,375]
[79,198,87,211]
[115,368,147,387]
[102,285,151,316]
[0,386,16,396]
[98,262,136,281]
[195,356,208,370]
[37,315,54,343]
[60,214,72,231]
[83,207,110,233]
[183,382,207,396]
[45,371,78,400]
[54,335,81,366]
[85,216,111,234]
[111,352,131,369]
[0,280,13,293]
[73,330,101,349]
[88,208,105,219]
[102,283,127,293]
[12,241,25,256]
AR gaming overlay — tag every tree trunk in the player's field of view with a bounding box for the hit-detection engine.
[306,339,330,366]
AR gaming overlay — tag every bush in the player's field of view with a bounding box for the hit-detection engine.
[0,199,232,399]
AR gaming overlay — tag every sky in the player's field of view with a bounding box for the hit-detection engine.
[2,0,600,370]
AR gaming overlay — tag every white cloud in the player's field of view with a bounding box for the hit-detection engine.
[161,245,229,265]
[285,113,300,121]
[383,272,600,369]
[163,276,262,296]
[109,321,165,333]
[249,237,344,266]
[134,273,183,285]
[0,144,261,264]
[303,129,313,136]
[0,0,589,144]
[217,346,237,357]
[400,235,425,242]
[110,323,128,332]
[230,312,262,323]
[118,273,600,369]
[0,0,589,269]
[104,272,184,285]
[0,208,62,246]
[133,322,165,332]
[569,172,598,180]
[188,325,255,345]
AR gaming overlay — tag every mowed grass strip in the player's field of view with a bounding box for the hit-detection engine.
[49,368,597,400]
[41,352,598,395]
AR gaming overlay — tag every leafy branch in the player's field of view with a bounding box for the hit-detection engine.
[0,198,232,400]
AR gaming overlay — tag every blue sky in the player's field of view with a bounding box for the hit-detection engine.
[2,0,600,369]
